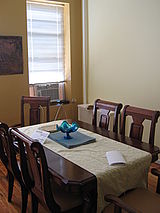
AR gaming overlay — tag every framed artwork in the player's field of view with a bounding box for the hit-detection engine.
[0,36,23,75]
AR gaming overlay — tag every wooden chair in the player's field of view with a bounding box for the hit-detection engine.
[103,168,160,213]
[21,96,51,127]
[92,99,123,133]
[120,105,160,146]
[9,128,83,213]
[0,122,28,213]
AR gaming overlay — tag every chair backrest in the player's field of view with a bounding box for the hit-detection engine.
[0,123,9,169]
[92,99,123,133]
[0,123,23,182]
[21,96,51,127]
[120,105,160,146]
[9,128,61,212]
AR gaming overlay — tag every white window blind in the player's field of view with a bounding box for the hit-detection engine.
[27,1,65,84]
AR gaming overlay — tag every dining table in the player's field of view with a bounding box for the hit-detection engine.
[18,119,159,213]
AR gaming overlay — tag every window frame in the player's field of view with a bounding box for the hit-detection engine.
[26,0,71,86]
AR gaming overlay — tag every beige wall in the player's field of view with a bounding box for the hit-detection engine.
[0,0,29,126]
[88,0,160,146]
[0,0,83,126]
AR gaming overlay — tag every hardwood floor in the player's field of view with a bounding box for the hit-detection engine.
[0,161,159,212]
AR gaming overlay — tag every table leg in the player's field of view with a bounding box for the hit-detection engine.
[82,178,97,213]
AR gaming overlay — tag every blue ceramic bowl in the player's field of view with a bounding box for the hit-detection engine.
[56,121,79,139]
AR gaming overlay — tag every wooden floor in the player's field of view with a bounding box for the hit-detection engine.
[0,161,160,212]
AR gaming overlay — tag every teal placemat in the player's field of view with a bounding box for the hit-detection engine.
[48,131,96,149]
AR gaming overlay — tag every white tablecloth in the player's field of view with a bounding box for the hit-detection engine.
[20,121,152,213]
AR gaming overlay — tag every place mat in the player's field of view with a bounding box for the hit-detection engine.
[48,131,96,148]
[39,124,57,133]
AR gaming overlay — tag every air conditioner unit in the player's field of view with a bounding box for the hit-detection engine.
[33,82,65,101]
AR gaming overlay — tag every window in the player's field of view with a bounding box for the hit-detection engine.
[26,0,67,84]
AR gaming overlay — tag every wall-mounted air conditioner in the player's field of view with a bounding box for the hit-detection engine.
[33,82,65,101]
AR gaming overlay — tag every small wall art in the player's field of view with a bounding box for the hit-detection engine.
[0,36,23,75]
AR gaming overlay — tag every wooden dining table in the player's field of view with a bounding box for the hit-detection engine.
[18,120,160,213]
[78,120,160,163]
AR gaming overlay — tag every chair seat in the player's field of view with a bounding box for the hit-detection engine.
[104,188,160,213]
[121,188,160,213]
[52,183,83,212]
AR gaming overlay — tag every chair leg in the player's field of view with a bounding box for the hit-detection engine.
[8,171,14,202]
[31,192,38,213]
[114,205,122,213]
[21,185,28,213]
